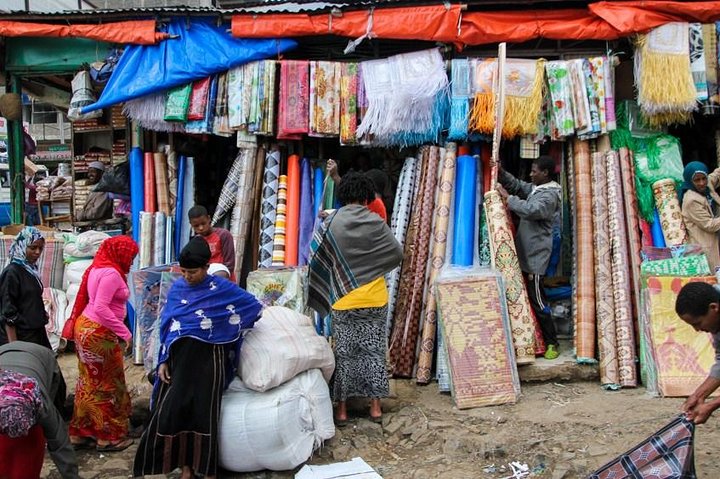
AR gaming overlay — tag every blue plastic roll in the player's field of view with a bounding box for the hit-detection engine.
[174,155,187,256]
[651,208,666,248]
[452,155,477,266]
[313,167,324,215]
[129,147,144,244]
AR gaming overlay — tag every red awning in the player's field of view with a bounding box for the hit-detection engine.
[0,20,169,45]
[231,1,720,46]
[231,5,463,43]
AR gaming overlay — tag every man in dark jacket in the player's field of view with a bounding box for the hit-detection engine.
[497,155,562,360]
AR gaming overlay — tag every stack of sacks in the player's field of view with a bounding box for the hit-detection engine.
[219,306,335,473]
[62,231,110,322]
[73,179,92,217]
[36,176,67,201]
[50,177,73,200]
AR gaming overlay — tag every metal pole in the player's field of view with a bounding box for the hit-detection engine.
[7,74,25,225]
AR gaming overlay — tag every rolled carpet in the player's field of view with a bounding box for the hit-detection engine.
[144,152,157,213]
[484,189,536,364]
[606,150,637,388]
[572,138,596,363]
[258,151,281,268]
[154,152,170,215]
[451,154,477,266]
[590,151,619,388]
[129,147,144,244]
[285,154,301,266]
[417,144,456,384]
[271,175,288,266]
[652,178,687,247]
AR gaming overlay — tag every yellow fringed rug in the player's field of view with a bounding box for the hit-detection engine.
[469,58,545,139]
[636,22,697,127]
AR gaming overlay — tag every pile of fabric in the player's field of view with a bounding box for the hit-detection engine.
[219,306,335,472]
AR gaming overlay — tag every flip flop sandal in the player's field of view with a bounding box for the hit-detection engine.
[71,438,97,450]
[96,438,134,452]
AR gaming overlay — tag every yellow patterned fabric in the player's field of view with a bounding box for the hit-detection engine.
[645,276,716,397]
[653,178,688,247]
[332,277,388,310]
[484,189,535,364]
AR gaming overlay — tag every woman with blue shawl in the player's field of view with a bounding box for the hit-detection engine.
[0,227,49,347]
[133,237,262,479]
[680,161,720,269]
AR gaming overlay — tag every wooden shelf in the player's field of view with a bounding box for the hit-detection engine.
[73,127,113,134]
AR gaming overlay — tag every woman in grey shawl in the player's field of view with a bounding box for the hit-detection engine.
[308,172,403,426]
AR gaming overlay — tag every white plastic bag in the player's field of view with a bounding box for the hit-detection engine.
[239,306,335,392]
[63,259,93,290]
[219,369,335,472]
[68,71,102,121]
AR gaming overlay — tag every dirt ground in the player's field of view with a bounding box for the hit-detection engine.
[42,353,720,479]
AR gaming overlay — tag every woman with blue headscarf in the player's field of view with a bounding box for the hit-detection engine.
[681,161,720,269]
[0,227,49,347]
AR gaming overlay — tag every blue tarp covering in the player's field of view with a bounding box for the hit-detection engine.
[82,18,297,113]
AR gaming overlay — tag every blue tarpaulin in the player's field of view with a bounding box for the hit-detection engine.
[82,18,297,113]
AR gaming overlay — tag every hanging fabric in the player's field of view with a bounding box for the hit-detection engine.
[277,60,310,140]
[339,62,359,145]
[309,61,341,137]
[690,23,709,101]
[545,60,576,138]
[448,59,471,140]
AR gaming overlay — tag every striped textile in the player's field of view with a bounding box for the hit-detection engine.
[271,175,288,266]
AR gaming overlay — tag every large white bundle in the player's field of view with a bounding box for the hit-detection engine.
[63,259,93,290]
[64,283,80,326]
[219,369,335,472]
[240,306,334,392]
[63,231,110,260]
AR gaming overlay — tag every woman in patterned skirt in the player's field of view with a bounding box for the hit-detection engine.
[66,235,138,452]
[133,237,262,479]
[308,172,403,425]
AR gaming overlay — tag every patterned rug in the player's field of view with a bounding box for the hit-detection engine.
[653,178,688,247]
[258,151,280,268]
[590,151,619,387]
[484,189,536,365]
[644,276,716,397]
[572,139,596,362]
[416,144,456,384]
[229,146,258,279]
[619,148,644,338]
[606,150,637,387]
[389,146,439,378]
[436,271,520,409]
[589,415,696,479]
[386,157,418,336]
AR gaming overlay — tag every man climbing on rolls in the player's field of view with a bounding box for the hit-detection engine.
[496,155,562,360]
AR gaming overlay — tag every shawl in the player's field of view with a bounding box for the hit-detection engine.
[63,235,138,340]
[277,60,309,140]
[680,161,713,206]
[8,227,44,283]
[0,369,42,438]
[308,204,403,317]
[448,58,471,140]
[157,274,262,369]
[545,60,576,138]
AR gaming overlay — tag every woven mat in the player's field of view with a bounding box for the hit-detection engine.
[436,271,520,409]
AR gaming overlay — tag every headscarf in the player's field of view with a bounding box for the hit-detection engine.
[8,227,44,283]
[680,161,713,206]
[178,236,211,268]
[62,235,138,341]
[0,369,42,438]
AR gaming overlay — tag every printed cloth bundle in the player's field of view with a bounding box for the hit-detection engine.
[640,254,711,277]
[339,62,359,145]
[545,60,576,138]
[185,75,217,134]
[245,266,307,313]
[635,22,698,127]
[309,61,341,137]
[277,60,310,140]
[164,83,192,122]
[469,58,545,139]
[356,48,448,146]
[212,72,233,137]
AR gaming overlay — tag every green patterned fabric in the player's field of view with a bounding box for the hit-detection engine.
[640,254,711,278]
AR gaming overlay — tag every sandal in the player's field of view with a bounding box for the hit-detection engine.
[71,438,97,450]
[96,438,134,452]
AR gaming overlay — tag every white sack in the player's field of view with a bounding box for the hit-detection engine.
[68,71,102,121]
[239,306,335,392]
[63,230,110,260]
[219,369,335,472]
[63,259,93,290]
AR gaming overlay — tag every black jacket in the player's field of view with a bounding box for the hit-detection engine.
[0,262,47,330]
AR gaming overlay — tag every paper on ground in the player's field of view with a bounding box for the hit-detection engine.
[295,457,383,479]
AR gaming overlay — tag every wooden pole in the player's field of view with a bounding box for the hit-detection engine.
[490,42,506,190]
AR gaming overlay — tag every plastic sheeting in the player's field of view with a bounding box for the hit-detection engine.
[231,2,720,46]
[82,18,297,114]
[0,20,168,45]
